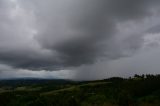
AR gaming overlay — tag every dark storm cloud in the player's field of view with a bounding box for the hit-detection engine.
[0,0,160,71]
[36,0,160,68]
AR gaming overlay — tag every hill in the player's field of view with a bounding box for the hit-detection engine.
[0,75,160,106]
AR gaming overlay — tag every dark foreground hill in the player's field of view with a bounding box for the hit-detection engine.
[0,74,160,106]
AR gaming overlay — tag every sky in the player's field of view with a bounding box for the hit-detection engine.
[0,0,160,80]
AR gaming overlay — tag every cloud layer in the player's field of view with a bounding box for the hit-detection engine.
[1,0,160,79]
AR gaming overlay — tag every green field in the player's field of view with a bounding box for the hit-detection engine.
[0,75,160,106]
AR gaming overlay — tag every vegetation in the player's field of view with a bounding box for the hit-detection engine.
[0,74,160,106]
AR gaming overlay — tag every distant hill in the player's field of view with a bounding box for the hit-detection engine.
[0,78,74,87]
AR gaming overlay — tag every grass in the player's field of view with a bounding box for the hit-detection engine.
[41,81,109,95]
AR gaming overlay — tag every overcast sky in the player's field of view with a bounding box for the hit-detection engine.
[0,0,160,80]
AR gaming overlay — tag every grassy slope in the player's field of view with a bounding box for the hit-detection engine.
[0,76,160,106]
[41,82,109,95]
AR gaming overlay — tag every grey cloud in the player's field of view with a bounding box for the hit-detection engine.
[0,0,160,73]
[34,0,159,68]
[148,25,160,33]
